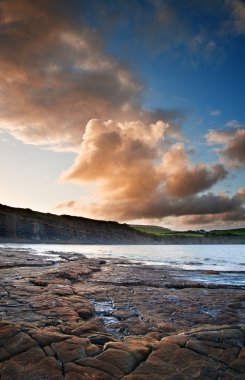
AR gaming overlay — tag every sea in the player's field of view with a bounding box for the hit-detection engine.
[1,244,245,286]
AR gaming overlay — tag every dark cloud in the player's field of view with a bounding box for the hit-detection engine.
[226,0,245,35]
[56,189,245,225]
[206,123,245,166]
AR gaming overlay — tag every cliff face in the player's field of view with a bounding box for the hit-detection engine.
[0,204,153,244]
[0,204,244,244]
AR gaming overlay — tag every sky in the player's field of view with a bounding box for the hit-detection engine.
[0,0,244,230]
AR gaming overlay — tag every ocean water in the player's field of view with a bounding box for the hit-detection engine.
[1,243,244,271]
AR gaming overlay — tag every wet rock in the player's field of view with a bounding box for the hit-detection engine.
[3,332,37,356]
[51,336,89,364]
[97,348,137,374]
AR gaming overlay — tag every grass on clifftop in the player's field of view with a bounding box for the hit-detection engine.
[131,225,245,238]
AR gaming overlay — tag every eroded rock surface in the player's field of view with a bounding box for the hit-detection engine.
[0,247,244,379]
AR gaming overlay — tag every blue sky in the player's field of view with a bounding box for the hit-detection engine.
[0,0,244,229]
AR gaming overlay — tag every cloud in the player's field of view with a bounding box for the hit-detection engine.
[57,189,245,226]
[0,0,184,151]
[227,0,245,35]
[58,118,230,222]
[176,188,245,227]
[209,109,221,117]
[160,144,227,197]
[206,122,245,166]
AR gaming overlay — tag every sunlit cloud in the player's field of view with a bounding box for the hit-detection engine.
[0,0,183,152]
[56,118,232,222]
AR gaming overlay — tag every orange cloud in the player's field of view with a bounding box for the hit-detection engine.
[0,0,183,151]
[57,118,233,222]
[160,143,227,197]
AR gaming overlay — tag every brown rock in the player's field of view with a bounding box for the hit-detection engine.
[77,306,94,320]
[57,266,92,281]
[6,347,46,365]
[76,357,124,378]
[230,347,245,373]
[219,346,240,365]
[151,342,179,363]
[85,343,102,357]
[219,369,245,379]
[170,347,219,378]
[71,319,105,336]
[122,355,174,379]
[160,334,188,347]
[3,332,37,356]
[51,285,73,296]
[0,323,20,346]
[104,341,150,363]
[51,337,89,364]
[97,348,137,374]
[30,279,48,287]
[89,334,117,346]
[1,356,63,380]
[29,329,70,346]
[64,362,114,379]
[44,346,55,356]
[0,348,10,361]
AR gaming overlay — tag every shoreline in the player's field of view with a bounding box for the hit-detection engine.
[1,237,245,244]
[0,247,244,379]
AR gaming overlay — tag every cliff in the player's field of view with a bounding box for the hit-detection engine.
[0,204,153,244]
[0,204,244,244]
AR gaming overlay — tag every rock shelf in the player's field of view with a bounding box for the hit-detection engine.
[0,247,244,379]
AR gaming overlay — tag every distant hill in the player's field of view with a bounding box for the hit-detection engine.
[130,224,245,244]
[0,204,244,244]
[131,224,245,238]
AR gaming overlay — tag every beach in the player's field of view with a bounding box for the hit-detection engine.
[0,246,244,379]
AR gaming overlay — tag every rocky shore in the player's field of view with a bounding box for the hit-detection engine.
[0,247,244,379]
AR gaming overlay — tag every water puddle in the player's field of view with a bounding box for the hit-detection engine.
[200,306,219,317]
[92,299,119,334]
